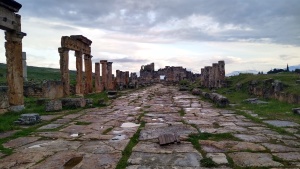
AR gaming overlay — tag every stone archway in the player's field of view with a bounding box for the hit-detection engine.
[0,0,26,111]
[58,35,92,96]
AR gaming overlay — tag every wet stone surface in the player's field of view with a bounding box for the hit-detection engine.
[0,84,299,168]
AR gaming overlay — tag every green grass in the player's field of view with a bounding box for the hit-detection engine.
[85,92,109,107]
[225,72,300,94]
[75,121,91,125]
[179,108,185,116]
[0,63,77,85]
[102,127,113,135]
[200,157,218,167]
[115,121,145,169]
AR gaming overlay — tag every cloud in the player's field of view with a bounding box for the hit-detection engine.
[279,54,299,60]
[17,0,300,46]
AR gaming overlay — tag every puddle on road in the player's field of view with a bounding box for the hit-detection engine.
[113,130,124,134]
[111,134,126,141]
[63,156,83,169]
[121,122,140,128]
[70,133,79,137]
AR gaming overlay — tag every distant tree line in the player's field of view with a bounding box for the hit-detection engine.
[267,64,291,74]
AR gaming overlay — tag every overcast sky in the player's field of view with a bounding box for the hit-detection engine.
[1,0,299,75]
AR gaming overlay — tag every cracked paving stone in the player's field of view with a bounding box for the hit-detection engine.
[228,152,283,167]
[3,136,40,148]
[128,152,202,167]
[199,140,266,153]
[0,151,54,169]
[38,123,63,130]
[273,152,300,161]
[233,134,270,142]
[261,143,300,152]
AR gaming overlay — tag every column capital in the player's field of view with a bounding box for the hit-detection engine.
[100,60,107,64]
[58,47,69,53]
[84,54,92,59]
[107,62,113,66]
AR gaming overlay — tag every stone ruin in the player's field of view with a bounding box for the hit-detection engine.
[139,63,199,86]
[200,60,225,89]
[0,0,26,112]
[58,35,92,96]
[115,70,130,90]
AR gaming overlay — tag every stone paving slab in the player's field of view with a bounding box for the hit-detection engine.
[263,120,300,127]
[128,152,202,167]
[139,124,198,141]
[199,140,266,153]
[38,123,63,130]
[228,152,283,167]
[0,151,54,169]
[273,152,300,161]
[0,130,18,139]
[133,141,198,154]
[3,136,40,148]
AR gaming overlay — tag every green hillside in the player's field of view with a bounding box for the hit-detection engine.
[0,63,76,85]
[225,72,300,94]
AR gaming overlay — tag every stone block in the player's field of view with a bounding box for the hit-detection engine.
[61,98,86,108]
[45,100,62,112]
[192,88,201,95]
[293,108,300,115]
[36,98,49,106]
[0,86,9,109]
[42,81,64,99]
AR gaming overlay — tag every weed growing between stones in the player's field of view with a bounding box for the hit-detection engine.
[102,127,113,135]
[179,108,185,116]
[200,157,218,167]
[75,121,92,125]
[115,121,146,169]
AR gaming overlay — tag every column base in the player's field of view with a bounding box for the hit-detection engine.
[9,105,25,112]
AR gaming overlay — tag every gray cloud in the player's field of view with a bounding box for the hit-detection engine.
[279,54,299,60]
[17,0,300,45]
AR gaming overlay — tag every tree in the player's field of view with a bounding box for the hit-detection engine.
[286,64,290,72]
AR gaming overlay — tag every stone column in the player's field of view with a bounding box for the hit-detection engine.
[95,62,102,92]
[107,62,113,90]
[84,54,93,94]
[100,60,107,90]
[5,31,25,111]
[59,47,70,97]
[125,71,129,87]
[75,51,83,95]
[22,52,27,81]
[116,70,120,89]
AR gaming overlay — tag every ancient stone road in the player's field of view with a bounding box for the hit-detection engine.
[0,84,300,168]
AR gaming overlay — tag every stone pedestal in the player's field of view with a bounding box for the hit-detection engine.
[5,31,25,111]
[84,54,93,94]
[75,51,83,95]
[59,47,70,97]
[22,52,27,81]
[100,60,107,90]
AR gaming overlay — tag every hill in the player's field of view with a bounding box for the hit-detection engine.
[0,63,76,85]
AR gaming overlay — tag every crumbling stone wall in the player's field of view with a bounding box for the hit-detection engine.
[200,60,225,88]
[139,63,198,85]
[248,79,300,104]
